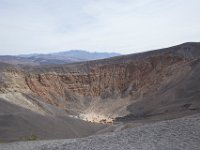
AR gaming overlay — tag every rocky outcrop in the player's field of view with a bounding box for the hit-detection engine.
[24,54,185,101]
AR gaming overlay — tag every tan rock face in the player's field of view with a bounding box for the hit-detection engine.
[0,70,29,93]
[24,54,185,103]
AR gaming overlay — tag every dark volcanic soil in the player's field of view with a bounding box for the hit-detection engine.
[0,100,105,142]
[1,113,200,150]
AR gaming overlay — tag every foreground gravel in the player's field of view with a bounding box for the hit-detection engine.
[1,114,200,150]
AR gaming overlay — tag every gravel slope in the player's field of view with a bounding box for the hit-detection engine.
[0,100,105,142]
[1,113,200,150]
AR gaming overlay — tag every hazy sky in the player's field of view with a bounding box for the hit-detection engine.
[0,0,199,55]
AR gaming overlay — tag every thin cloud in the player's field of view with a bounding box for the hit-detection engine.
[0,0,199,55]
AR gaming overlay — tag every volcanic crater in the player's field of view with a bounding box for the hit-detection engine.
[0,42,200,142]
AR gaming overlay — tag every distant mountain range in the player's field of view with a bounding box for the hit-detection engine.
[0,50,120,65]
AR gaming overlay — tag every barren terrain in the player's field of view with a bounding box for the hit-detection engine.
[0,42,200,149]
[1,113,200,150]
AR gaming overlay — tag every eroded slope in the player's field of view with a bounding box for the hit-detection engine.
[0,42,200,142]
[11,43,200,121]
